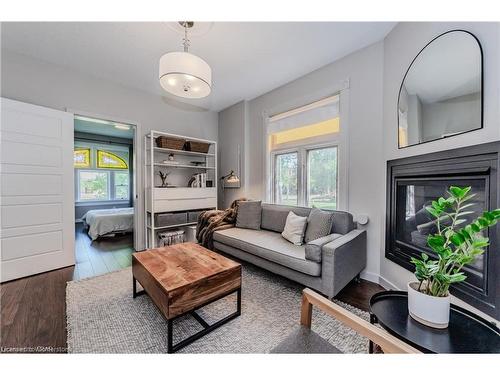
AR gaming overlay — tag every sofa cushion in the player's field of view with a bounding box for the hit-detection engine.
[304,208,335,243]
[236,200,262,230]
[261,204,311,233]
[305,233,342,262]
[213,227,321,276]
[281,211,308,245]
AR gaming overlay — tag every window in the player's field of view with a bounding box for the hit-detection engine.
[272,146,338,209]
[307,147,337,209]
[77,170,130,201]
[78,171,109,200]
[274,152,298,206]
[74,148,90,168]
[97,150,128,169]
[268,94,346,209]
[74,143,131,202]
[114,171,130,200]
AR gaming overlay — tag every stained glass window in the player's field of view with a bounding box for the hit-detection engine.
[74,148,91,168]
[97,150,128,169]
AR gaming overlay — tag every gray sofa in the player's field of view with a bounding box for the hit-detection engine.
[213,203,367,299]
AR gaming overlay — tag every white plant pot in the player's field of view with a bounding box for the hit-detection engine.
[407,282,450,329]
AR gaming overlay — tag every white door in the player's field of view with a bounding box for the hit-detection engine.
[0,98,75,282]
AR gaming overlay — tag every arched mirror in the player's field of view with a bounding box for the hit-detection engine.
[398,30,483,148]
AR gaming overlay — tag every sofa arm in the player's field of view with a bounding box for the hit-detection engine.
[305,233,342,262]
[321,229,367,298]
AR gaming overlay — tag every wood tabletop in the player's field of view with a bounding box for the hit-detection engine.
[132,242,241,293]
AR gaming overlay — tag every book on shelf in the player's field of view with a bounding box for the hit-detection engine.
[191,173,207,188]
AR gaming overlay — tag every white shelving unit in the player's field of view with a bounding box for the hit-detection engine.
[145,130,217,248]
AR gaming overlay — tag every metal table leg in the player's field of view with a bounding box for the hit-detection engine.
[166,288,241,353]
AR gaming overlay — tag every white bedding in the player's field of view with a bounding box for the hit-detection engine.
[83,207,134,240]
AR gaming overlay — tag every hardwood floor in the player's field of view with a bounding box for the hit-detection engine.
[74,223,134,280]
[0,224,134,353]
[1,229,384,353]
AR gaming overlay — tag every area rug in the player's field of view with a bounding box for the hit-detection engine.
[66,263,370,353]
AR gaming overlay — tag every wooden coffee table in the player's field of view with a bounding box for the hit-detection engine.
[132,242,242,353]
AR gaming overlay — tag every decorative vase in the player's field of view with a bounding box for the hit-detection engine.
[407,282,450,329]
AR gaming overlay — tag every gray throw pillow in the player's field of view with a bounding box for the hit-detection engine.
[236,200,262,230]
[304,208,335,243]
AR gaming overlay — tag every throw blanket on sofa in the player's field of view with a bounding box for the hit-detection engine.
[196,198,247,249]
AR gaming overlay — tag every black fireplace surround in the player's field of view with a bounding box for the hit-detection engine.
[386,142,500,320]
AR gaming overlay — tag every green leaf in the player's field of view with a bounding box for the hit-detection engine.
[483,211,495,222]
[470,223,481,233]
[449,273,467,283]
[425,206,440,218]
[461,186,472,196]
[478,217,490,227]
[450,186,466,199]
[427,235,445,248]
[450,233,465,246]
[460,229,472,241]
[472,240,489,248]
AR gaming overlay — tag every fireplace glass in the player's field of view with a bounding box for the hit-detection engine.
[395,178,487,291]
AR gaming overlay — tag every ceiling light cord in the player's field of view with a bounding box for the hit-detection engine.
[182,21,190,52]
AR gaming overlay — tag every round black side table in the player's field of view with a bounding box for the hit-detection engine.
[369,290,500,353]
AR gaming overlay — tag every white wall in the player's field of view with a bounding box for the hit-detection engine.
[218,42,385,281]
[217,22,500,321]
[1,50,219,249]
[381,22,500,320]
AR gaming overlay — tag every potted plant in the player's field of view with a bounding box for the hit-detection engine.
[409,186,500,329]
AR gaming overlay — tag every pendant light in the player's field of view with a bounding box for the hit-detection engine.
[159,21,212,99]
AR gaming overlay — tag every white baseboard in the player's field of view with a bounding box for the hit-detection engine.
[378,275,399,290]
[360,270,400,291]
[359,270,379,284]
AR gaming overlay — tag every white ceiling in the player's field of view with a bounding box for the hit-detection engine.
[74,117,135,139]
[1,22,396,111]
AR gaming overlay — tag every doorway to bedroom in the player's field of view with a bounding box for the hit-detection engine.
[73,114,137,279]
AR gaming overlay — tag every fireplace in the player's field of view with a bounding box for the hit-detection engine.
[386,142,500,320]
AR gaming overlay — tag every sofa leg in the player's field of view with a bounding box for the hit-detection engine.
[354,273,361,283]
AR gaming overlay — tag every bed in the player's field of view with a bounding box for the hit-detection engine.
[82,207,134,240]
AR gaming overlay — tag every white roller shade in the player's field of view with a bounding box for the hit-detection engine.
[267,95,339,134]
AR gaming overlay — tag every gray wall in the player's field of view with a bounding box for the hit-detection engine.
[1,50,219,249]
[218,100,247,208]
[218,42,385,280]
[381,22,500,320]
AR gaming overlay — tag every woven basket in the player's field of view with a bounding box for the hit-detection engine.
[156,136,185,150]
[185,141,210,153]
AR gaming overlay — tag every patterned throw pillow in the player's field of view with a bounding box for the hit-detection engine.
[304,208,335,243]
